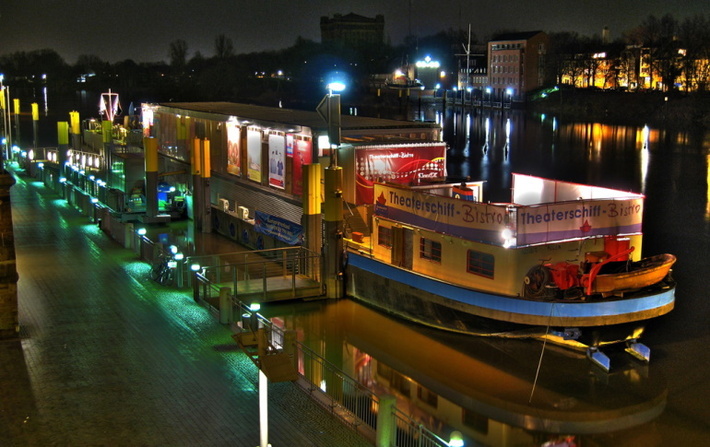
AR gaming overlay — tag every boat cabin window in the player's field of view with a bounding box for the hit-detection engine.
[467,250,495,279]
[377,226,392,248]
[420,238,442,262]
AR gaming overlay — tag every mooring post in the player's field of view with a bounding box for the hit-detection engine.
[218,287,232,324]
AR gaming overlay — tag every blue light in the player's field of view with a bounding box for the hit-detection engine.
[327,81,346,92]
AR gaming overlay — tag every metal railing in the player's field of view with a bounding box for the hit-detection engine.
[186,246,322,300]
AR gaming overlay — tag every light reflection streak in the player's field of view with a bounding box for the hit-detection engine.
[504,118,510,163]
[43,87,49,116]
[480,117,490,179]
[640,125,650,193]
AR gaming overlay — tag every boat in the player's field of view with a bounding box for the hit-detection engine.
[385,68,424,90]
[344,173,676,371]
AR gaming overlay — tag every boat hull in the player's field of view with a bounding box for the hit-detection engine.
[346,252,675,336]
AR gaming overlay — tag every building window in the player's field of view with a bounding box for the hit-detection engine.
[463,408,489,434]
[467,250,494,278]
[417,386,438,408]
[420,238,442,262]
[378,226,392,248]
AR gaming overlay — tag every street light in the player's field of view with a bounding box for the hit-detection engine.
[326,81,346,94]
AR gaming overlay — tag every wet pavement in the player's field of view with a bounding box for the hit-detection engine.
[0,171,371,446]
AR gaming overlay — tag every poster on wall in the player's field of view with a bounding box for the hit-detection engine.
[356,143,447,204]
[247,129,262,182]
[292,138,312,196]
[286,134,294,157]
[226,122,241,175]
[268,134,286,189]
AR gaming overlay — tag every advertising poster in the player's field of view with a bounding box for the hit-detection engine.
[292,138,312,196]
[226,122,240,175]
[247,129,262,182]
[356,144,446,204]
[268,134,286,189]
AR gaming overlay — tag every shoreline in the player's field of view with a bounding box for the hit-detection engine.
[529,90,710,131]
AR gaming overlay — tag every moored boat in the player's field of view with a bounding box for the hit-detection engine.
[344,174,677,370]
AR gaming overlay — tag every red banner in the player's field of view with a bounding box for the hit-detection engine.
[355,144,446,204]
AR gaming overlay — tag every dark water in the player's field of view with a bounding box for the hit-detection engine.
[266,105,710,445]
[11,92,710,445]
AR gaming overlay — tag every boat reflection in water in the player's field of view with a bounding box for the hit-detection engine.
[265,299,666,446]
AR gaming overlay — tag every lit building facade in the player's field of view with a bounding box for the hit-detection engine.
[487,31,549,101]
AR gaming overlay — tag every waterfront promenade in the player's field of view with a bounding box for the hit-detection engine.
[0,170,371,446]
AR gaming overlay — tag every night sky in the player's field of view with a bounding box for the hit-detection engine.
[2,0,706,64]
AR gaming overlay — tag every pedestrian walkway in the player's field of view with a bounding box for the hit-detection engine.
[0,171,372,446]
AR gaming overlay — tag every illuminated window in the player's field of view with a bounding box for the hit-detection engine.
[467,250,494,278]
[420,238,442,262]
[378,226,392,248]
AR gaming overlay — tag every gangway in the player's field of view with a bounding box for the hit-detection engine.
[186,246,323,304]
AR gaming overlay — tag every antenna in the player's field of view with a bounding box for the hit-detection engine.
[460,24,471,89]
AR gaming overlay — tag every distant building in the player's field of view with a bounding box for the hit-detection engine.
[320,13,385,46]
[487,31,549,100]
[456,44,488,91]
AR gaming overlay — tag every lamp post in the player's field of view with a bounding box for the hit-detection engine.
[317,81,346,299]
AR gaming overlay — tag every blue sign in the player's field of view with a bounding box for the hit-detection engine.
[254,211,304,245]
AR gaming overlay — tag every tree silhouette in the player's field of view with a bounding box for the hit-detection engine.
[169,39,188,70]
[214,34,234,59]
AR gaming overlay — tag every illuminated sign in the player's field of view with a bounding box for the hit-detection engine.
[415,56,441,69]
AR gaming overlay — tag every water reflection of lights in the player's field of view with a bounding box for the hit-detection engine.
[480,117,491,179]
[271,300,668,447]
[504,118,511,162]
[43,86,49,116]
[641,125,650,150]
[640,125,650,193]
[482,117,490,155]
